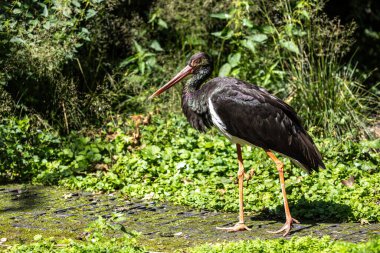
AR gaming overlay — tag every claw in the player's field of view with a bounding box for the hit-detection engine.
[216,222,251,232]
[267,218,299,236]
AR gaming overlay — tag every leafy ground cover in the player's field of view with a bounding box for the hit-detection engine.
[3,216,145,253]
[5,236,380,253]
[1,114,379,223]
[191,236,380,253]
[3,215,380,253]
[60,114,380,223]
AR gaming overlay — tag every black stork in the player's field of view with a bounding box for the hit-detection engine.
[149,52,325,236]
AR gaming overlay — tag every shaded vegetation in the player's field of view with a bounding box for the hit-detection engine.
[0,0,378,136]
[325,0,380,88]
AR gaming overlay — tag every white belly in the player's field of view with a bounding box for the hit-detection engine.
[208,98,252,146]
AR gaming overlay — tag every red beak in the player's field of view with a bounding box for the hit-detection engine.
[148,65,194,100]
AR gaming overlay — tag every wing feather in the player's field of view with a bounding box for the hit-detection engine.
[209,78,324,171]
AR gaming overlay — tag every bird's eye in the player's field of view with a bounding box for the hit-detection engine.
[192,59,201,66]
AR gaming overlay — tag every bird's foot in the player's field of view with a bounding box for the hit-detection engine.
[267,217,299,236]
[216,222,251,232]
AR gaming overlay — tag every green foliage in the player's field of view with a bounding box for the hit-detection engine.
[1,1,379,251]
[0,0,102,129]
[33,116,137,185]
[2,113,373,222]
[191,236,380,253]
[3,202,379,252]
[1,0,378,137]
[5,216,380,253]
[0,115,134,184]
[59,114,380,222]
[5,215,145,253]
[0,117,61,183]
[206,0,378,137]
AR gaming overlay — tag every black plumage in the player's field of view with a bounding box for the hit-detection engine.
[149,52,325,235]
[180,66,324,172]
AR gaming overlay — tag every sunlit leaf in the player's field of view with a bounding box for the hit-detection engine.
[133,40,143,54]
[138,61,145,74]
[210,12,231,20]
[241,39,255,52]
[262,25,276,34]
[228,53,241,68]
[62,8,71,17]
[72,0,81,8]
[219,63,231,77]
[42,6,48,17]
[242,18,253,28]
[10,36,25,44]
[150,40,164,51]
[280,40,300,54]
[158,18,168,29]
[298,10,310,20]
[43,21,51,30]
[33,234,42,241]
[249,34,268,43]
[86,9,97,20]
[12,9,22,14]
[211,30,233,40]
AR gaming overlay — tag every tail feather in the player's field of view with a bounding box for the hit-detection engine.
[294,131,325,172]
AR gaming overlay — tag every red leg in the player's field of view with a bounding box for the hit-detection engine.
[266,150,299,236]
[217,144,251,232]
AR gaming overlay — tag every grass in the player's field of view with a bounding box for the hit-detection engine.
[5,237,380,252]
[190,236,380,253]
[4,226,380,253]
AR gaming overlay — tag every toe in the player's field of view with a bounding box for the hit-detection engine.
[267,224,287,234]
[267,217,299,236]
[216,223,251,232]
[282,225,291,237]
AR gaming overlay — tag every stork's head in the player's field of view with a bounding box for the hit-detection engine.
[149,52,212,99]
[187,52,212,72]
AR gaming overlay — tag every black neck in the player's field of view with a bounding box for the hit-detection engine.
[184,66,212,94]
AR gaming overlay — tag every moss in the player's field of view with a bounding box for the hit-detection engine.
[0,185,86,244]
[1,184,379,252]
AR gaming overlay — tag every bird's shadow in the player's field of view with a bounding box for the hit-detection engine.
[250,197,353,224]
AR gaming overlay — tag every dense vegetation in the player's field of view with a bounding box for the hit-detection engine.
[1,115,379,222]
[0,0,379,252]
[0,0,378,135]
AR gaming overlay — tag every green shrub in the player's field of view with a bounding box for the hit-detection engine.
[0,0,101,129]
[0,117,61,183]
[1,0,377,137]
